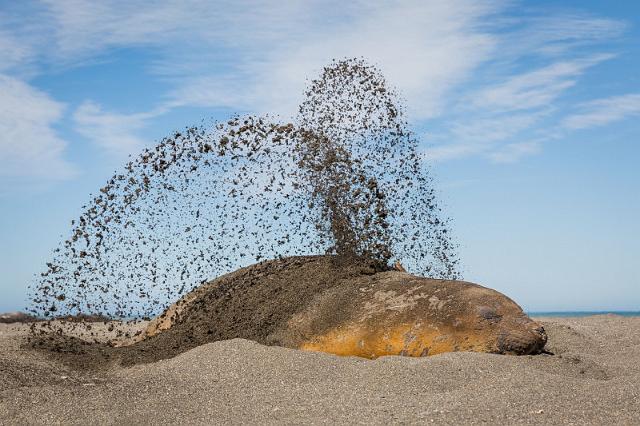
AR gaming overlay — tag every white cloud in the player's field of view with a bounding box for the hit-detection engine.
[73,102,166,156]
[468,54,613,112]
[0,0,631,180]
[425,143,485,162]
[562,93,640,130]
[413,7,624,164]
[30,0,501,119]
[496,14,625,58]
[40,1,623,126]
[488,141,541,163]
[37,1,342,68]
[425,113,545,162]
[0,29,33,72]
[0,74,75,181]
[37,0,508,162]
[159,0,500,119]
[425,52,615,162]
[451,113,543,143]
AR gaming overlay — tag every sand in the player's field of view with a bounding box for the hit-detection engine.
[1,315,639,425]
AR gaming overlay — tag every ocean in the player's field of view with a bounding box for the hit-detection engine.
[529,311,640,317]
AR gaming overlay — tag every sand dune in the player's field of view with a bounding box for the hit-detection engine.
[1,315,639,424]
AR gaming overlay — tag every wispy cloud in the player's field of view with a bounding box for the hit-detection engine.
[0,74,75,182]
[0,0,634,186]
[37,0,499,115]
[562,93,640,130]
[1,0,505,177]
[468,54,613,112]
[425,144,485,163]
[451,113,544,143]
[0,29,33,72]
[488,141,541,163]
[425,112,546,162]
[425,52,617,162]
[419,7,627,163]
[0,15,74,186]
[73,102,167,156]
[496,14,626,58]
[157,0,501,119]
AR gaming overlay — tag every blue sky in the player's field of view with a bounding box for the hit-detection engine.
[1,0,638,312]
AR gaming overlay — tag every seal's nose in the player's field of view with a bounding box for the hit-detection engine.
[497,321,547,355]
[527,325,548,354]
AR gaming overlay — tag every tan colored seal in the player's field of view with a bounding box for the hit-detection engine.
[127,256,546,358]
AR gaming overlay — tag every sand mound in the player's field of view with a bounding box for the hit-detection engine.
[3,316,640,424]
[0,312,37,323]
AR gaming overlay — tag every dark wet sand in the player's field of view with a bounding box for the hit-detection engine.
[1,315,638,425]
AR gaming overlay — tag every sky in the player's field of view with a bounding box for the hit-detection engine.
[0,0,638,313]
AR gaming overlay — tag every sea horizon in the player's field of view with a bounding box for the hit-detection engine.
[529,311,640,317]
[3,309,640,320]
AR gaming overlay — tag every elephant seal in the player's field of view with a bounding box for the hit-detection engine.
[123,255,546,360]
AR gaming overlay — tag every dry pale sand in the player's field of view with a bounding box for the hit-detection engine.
[1,315,639,425]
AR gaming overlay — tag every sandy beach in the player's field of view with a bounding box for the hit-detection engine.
[0,315,638,425]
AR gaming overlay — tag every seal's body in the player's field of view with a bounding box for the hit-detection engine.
[131,256,546,358]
